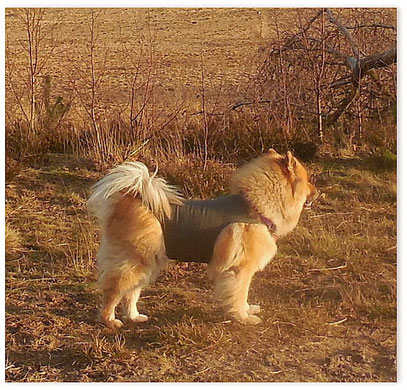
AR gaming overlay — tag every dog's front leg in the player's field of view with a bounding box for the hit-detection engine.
[221,267,261,324]
[209,223,277,324]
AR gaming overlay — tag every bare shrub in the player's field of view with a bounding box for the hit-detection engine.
[5,9,72,161]
[252,8,396,154]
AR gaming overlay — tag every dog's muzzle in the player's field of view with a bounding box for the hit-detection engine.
[305,186,319,209]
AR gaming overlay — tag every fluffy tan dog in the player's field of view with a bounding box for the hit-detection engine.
[88,149,317,328]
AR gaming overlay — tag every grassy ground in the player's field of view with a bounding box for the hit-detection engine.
[5,153,396,382]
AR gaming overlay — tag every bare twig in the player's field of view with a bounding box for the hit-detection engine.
[231,99,272,111]
[326,317,348,326]
[308,263,347,272]
[200,47,209,170]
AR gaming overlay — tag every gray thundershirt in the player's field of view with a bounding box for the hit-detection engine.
[163,194,260,263]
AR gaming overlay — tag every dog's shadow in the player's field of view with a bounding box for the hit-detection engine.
[114,304,224,351]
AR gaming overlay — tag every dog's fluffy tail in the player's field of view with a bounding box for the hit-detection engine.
[88,162,184,223]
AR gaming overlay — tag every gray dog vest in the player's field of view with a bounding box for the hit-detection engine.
[163,194,260,263]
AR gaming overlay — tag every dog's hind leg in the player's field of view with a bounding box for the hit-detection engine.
[96,195,167,328]
[99,265,152,328]
[100,278,125,329]
[123,286,149,323]
[121,246,168,324]
[97,248,154,329]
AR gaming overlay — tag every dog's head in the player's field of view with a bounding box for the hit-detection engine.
[229,149,317,237]
[268,149,318,207]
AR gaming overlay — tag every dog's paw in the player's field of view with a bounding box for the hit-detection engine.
[103,318,123,329]
[244,314,262,325]
[248,304,261,315]
[130,314,149,323]
[232,312,262,325]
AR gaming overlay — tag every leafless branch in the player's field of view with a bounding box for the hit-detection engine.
[346,23,396,31]
[325,8,360,58]
[265,9,323,60]
[359,46,397,76]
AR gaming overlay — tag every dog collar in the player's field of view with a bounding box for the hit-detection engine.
[239,191,279,239]
[259,214,276,231]
[259,214,279,240]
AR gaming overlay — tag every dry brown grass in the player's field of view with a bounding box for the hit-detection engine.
[5,223,22,257]
[5,153,396,382]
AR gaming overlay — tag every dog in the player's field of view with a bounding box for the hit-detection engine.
[88,149,317,328]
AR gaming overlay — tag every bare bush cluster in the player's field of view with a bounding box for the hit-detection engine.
[251,8,396,154]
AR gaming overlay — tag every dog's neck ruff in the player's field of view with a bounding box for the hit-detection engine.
[239,191,279,239]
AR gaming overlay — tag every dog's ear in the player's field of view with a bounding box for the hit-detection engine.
[284,151,296,175]
[268,148,280,157]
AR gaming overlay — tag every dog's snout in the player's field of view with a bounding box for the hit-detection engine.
[305,183,318,208]
[308,183,318,200]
